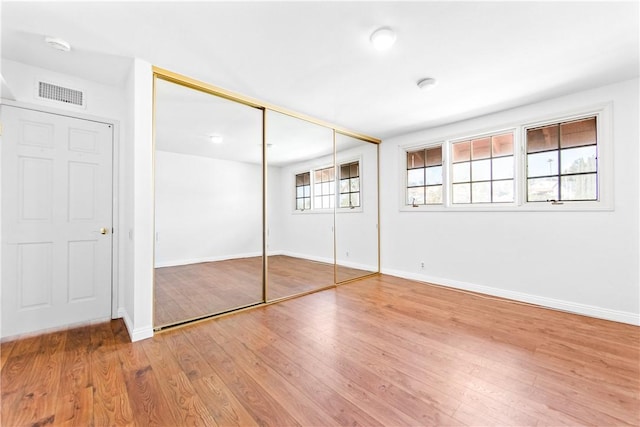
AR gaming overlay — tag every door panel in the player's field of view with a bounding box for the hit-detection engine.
[1,105,113,338]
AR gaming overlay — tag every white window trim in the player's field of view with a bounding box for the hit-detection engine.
[519,103,613,212]
[399,102,613,212]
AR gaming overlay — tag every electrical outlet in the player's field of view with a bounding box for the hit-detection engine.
[346,251,350,257]
[420,261,425,269]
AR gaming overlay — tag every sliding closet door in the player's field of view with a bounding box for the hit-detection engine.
[153,78,263,328]
[265,110,335,300]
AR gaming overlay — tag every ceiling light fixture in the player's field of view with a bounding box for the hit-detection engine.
[44,36,71,52]
[370,27,396,51]
[417,77,437,90]
[209,135,223,144]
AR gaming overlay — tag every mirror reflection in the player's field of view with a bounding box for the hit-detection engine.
[266,110,335,300]
[335,133,379,283]
[154,78,263,327]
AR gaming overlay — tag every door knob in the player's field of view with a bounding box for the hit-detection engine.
[100,227,108,235]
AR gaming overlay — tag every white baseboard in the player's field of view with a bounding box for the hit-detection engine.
[381,268,640,326]
[155,251,263,268]
[119,308,154,342]
[279,251,334,265]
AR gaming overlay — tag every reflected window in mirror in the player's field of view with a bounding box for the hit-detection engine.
[295,172,311,211]
[339,161,360,209]
[313,166,335,209]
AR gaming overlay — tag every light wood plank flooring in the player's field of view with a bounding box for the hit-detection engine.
[2,274,639,426]
[155,255,372,327]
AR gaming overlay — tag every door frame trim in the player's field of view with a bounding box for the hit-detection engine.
[0,99,121,320]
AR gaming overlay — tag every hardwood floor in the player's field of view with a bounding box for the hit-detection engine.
[2,274,639,426]
[154,255,372,327]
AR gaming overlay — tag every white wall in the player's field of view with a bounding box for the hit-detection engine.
[380,78,639,325]
[154,151,262,267]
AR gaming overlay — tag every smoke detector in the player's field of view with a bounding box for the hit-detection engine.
[44,37,71,52]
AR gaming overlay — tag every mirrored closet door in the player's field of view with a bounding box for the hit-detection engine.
[265,110,335,301]
[153,77,264,328]
[335,133,379,283]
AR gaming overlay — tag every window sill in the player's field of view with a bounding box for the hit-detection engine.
[399,201,613,213]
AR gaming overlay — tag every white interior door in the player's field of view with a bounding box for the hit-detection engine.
[1,105,113,338]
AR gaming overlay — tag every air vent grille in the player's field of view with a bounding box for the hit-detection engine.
[38,81,84,106]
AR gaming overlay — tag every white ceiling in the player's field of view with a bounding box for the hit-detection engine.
[2,1,639,139]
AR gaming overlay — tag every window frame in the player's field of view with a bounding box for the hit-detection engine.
[399,103,612,212]
[337,157,364,213]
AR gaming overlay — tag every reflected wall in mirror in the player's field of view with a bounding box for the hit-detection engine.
[154,77,263,328]
[265,110,335,300]
[335,133,379,283]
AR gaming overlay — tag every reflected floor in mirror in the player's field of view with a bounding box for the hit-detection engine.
[154,255,373,327]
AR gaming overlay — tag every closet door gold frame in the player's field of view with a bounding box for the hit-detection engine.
[152,66,381,332]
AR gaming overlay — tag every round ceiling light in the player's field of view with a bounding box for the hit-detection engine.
[44,36,71,52]
[417,77,437,90]
[370,27,396,51]
[209,135,223,144]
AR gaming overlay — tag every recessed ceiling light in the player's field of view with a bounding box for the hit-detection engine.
[417,77,437,90]
[44,36,71,52]
[370,27,396,51]
[209,135,223,144]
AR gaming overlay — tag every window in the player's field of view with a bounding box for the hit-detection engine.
[526,117,597,202]
[406,146,443,205]
[314,166,335,209]
[451,132,514,204]
[295,172,310,211]
[339,161,360,208]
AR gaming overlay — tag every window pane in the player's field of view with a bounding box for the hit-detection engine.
[407,187,424,205]
[561,174,597,201]
[296,199,304,210]
[527,151,558,178]
[297,187,304,198]
[329,197,335,209]
[350,164,358,177]
[313,196,321,208]
[452,141,470,162]
[350,177,360,192]
[492,133,513,156]
[527,177,559,201]
[314,170,322,182]
[314,183,322,195]
[493,180,514,203]
[340,194,350,208]
[322,195,331,208]
[452,162,470,183]
[304,173,310,185]
[471,138,491,160]
[425,166,442,185]
[407,150,425,169]
[407,168,425,186]
[296,174,304,186]
[472,182,491,203]
[322,182,330,195]
[321,169,329,182]
[471,159,491,181]
[527,125,559,153]
[341,164,350,178]
[304,198,311,210]
[426,146,442,166]
[561,146,597,174]
[340,179,349,193]
[350,193,360,207]
[492,156,513,180]
[304,185,310,197]
[426,186,443,204]
[561,117,596,148]
[452,183,471,204]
